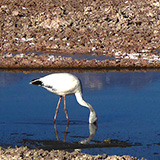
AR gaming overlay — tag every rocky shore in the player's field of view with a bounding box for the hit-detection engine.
[1,51,160,70]
[0,146,146,160]
[0,0,160,70]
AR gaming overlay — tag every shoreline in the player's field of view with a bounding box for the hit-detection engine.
[0,51,160,70]
[0,146,145,160]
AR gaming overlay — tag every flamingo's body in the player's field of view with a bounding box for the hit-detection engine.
[30,73,97,124]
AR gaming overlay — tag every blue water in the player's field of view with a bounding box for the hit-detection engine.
[0,71,160,160]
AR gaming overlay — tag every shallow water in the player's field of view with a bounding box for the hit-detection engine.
[0,71,160,159]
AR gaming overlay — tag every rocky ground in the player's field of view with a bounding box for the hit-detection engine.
[0,0,160,69]
[0,146,146,160]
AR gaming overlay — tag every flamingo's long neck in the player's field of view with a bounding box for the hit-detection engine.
[75,92,93,111]
[75,92,97,123]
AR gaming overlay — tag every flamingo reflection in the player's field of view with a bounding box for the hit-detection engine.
[53,122,97,145]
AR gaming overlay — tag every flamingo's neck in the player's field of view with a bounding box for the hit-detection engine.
[75,92,97,123]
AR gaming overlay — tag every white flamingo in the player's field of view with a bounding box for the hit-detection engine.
[30,73,97,124]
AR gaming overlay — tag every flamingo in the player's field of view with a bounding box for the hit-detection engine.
[30,73,97,124]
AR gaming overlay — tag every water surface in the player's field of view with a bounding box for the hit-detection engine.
[0,71,160,160]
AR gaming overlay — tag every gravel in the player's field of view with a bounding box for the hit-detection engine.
[0,146,146,160]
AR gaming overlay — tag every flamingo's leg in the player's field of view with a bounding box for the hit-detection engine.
[64,95,69,123]
[54,96,62,123]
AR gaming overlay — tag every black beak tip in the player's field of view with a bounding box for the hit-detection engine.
[29,79,42,86]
